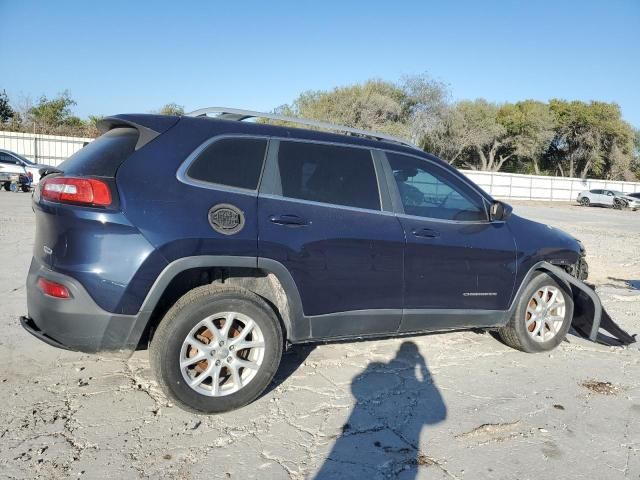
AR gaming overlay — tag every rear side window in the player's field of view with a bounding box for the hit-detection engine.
[187,137,267,190]
[277,141,380,210]
[59,127,138,177]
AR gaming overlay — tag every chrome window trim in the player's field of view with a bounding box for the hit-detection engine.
[381,150,492,223]
[176,134,270,195]
[262,138,385,212]
[259,193,395,216]
[176,132,494,221]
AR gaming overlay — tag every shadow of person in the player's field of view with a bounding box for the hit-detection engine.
[314,341,446,479]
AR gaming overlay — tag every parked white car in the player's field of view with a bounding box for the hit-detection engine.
[0,149,49,186]
[577,189,640,211]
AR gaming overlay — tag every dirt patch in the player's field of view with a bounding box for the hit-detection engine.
[455,421,528,445]
[580,380,620,395]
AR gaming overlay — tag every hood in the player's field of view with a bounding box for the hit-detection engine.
[507,213,583,268]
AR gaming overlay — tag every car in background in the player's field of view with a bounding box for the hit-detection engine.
[0,149,49,186]
[627,192,640,200]
[577,189,640,211]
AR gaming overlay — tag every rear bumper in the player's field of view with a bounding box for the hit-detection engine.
[23,257,143,353]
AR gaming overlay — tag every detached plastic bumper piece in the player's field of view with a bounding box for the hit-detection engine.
[543,263,636,347]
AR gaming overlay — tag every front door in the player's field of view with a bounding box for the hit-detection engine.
[383,152,517,332]
[258,140,405,338]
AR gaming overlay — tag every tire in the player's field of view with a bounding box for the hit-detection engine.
[580,197,590,206]
[2,183,10,192]
[613,199,627,210]
[498,272,573,353]
[150,284,283,414]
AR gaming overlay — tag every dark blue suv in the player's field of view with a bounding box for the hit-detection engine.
[22,108,590,413]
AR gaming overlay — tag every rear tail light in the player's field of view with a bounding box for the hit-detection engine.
[37,278,71,299]
[41,177,112,206]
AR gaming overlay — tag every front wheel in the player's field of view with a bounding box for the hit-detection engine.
[150,285,283,413]
[498,272,573,353]
[579,197,590,206]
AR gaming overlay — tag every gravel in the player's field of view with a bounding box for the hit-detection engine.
[0,193,638,479]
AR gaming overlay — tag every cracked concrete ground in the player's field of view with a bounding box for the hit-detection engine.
[1,193,639,480]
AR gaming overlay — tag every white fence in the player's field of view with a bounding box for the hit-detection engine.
[0,130,93,166]
[461,170,640,201]
[2,129,640,200]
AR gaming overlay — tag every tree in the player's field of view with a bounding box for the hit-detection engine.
[27,90,79,128]
[0,89,15,123]
[267,74,450,142]
[422,105,475,165]
[158,103,184,116]
[549,100,634,178]
[497,100,555,174]
[453,99,513,171]
[401,74,450,145]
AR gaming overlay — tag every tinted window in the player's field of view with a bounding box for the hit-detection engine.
[277,141,380,210]
[0,153,18,165]
[59,127,138,177]
[591,189,602,194]
[387,153,486,221]
[187,137,267,190]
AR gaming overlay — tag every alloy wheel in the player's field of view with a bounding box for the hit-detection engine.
[524,286,566,343]
[179,312,265,396]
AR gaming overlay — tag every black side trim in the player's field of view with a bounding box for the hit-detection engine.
[309,310,401,339]
[399,309,508,332]
[126,256,309,346]
[257,258,308,340]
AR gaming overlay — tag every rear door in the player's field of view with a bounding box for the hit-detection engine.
[381,152,517,332]
[258,140,405,339]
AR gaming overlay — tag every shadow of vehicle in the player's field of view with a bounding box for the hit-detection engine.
[607,277,640,291]
[314,341,446,479]
[261,344,316,397]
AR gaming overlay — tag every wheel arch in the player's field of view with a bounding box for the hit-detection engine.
[126,256,308,349]
[508,261,601,339]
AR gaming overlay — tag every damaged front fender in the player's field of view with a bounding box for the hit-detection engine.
[538,262,636,346]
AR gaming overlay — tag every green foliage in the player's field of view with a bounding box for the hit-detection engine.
[548,100,634,178]
[158,103,185,116]
[0,89,15,123]
[28,90,78,127]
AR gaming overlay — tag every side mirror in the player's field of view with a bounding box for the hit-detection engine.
[490,200,512,221]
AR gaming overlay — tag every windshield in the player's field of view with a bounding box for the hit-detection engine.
[4,151,36,165]
[610,190,625,196]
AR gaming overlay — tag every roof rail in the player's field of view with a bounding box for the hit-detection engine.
[185,107,418,149]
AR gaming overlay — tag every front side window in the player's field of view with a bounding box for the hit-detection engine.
[277,141,380,210]
[187,137,267,190]
[387,152,487,221]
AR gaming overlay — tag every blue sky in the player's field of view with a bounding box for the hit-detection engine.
[2,0,639,127]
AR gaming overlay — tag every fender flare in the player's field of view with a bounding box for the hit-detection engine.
[508,261,602,340]
[124,256,308,349]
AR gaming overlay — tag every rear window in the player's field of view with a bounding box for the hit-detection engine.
[277,141,380,210]
[58,127,138,177]
[186,137,267,190]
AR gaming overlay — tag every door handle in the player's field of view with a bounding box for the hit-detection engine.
[269,214,310,226]
[411,228,440,239]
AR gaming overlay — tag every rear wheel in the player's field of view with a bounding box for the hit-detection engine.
[498,272,573,353]
[580,197,590,206]
[150,285,283,413]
